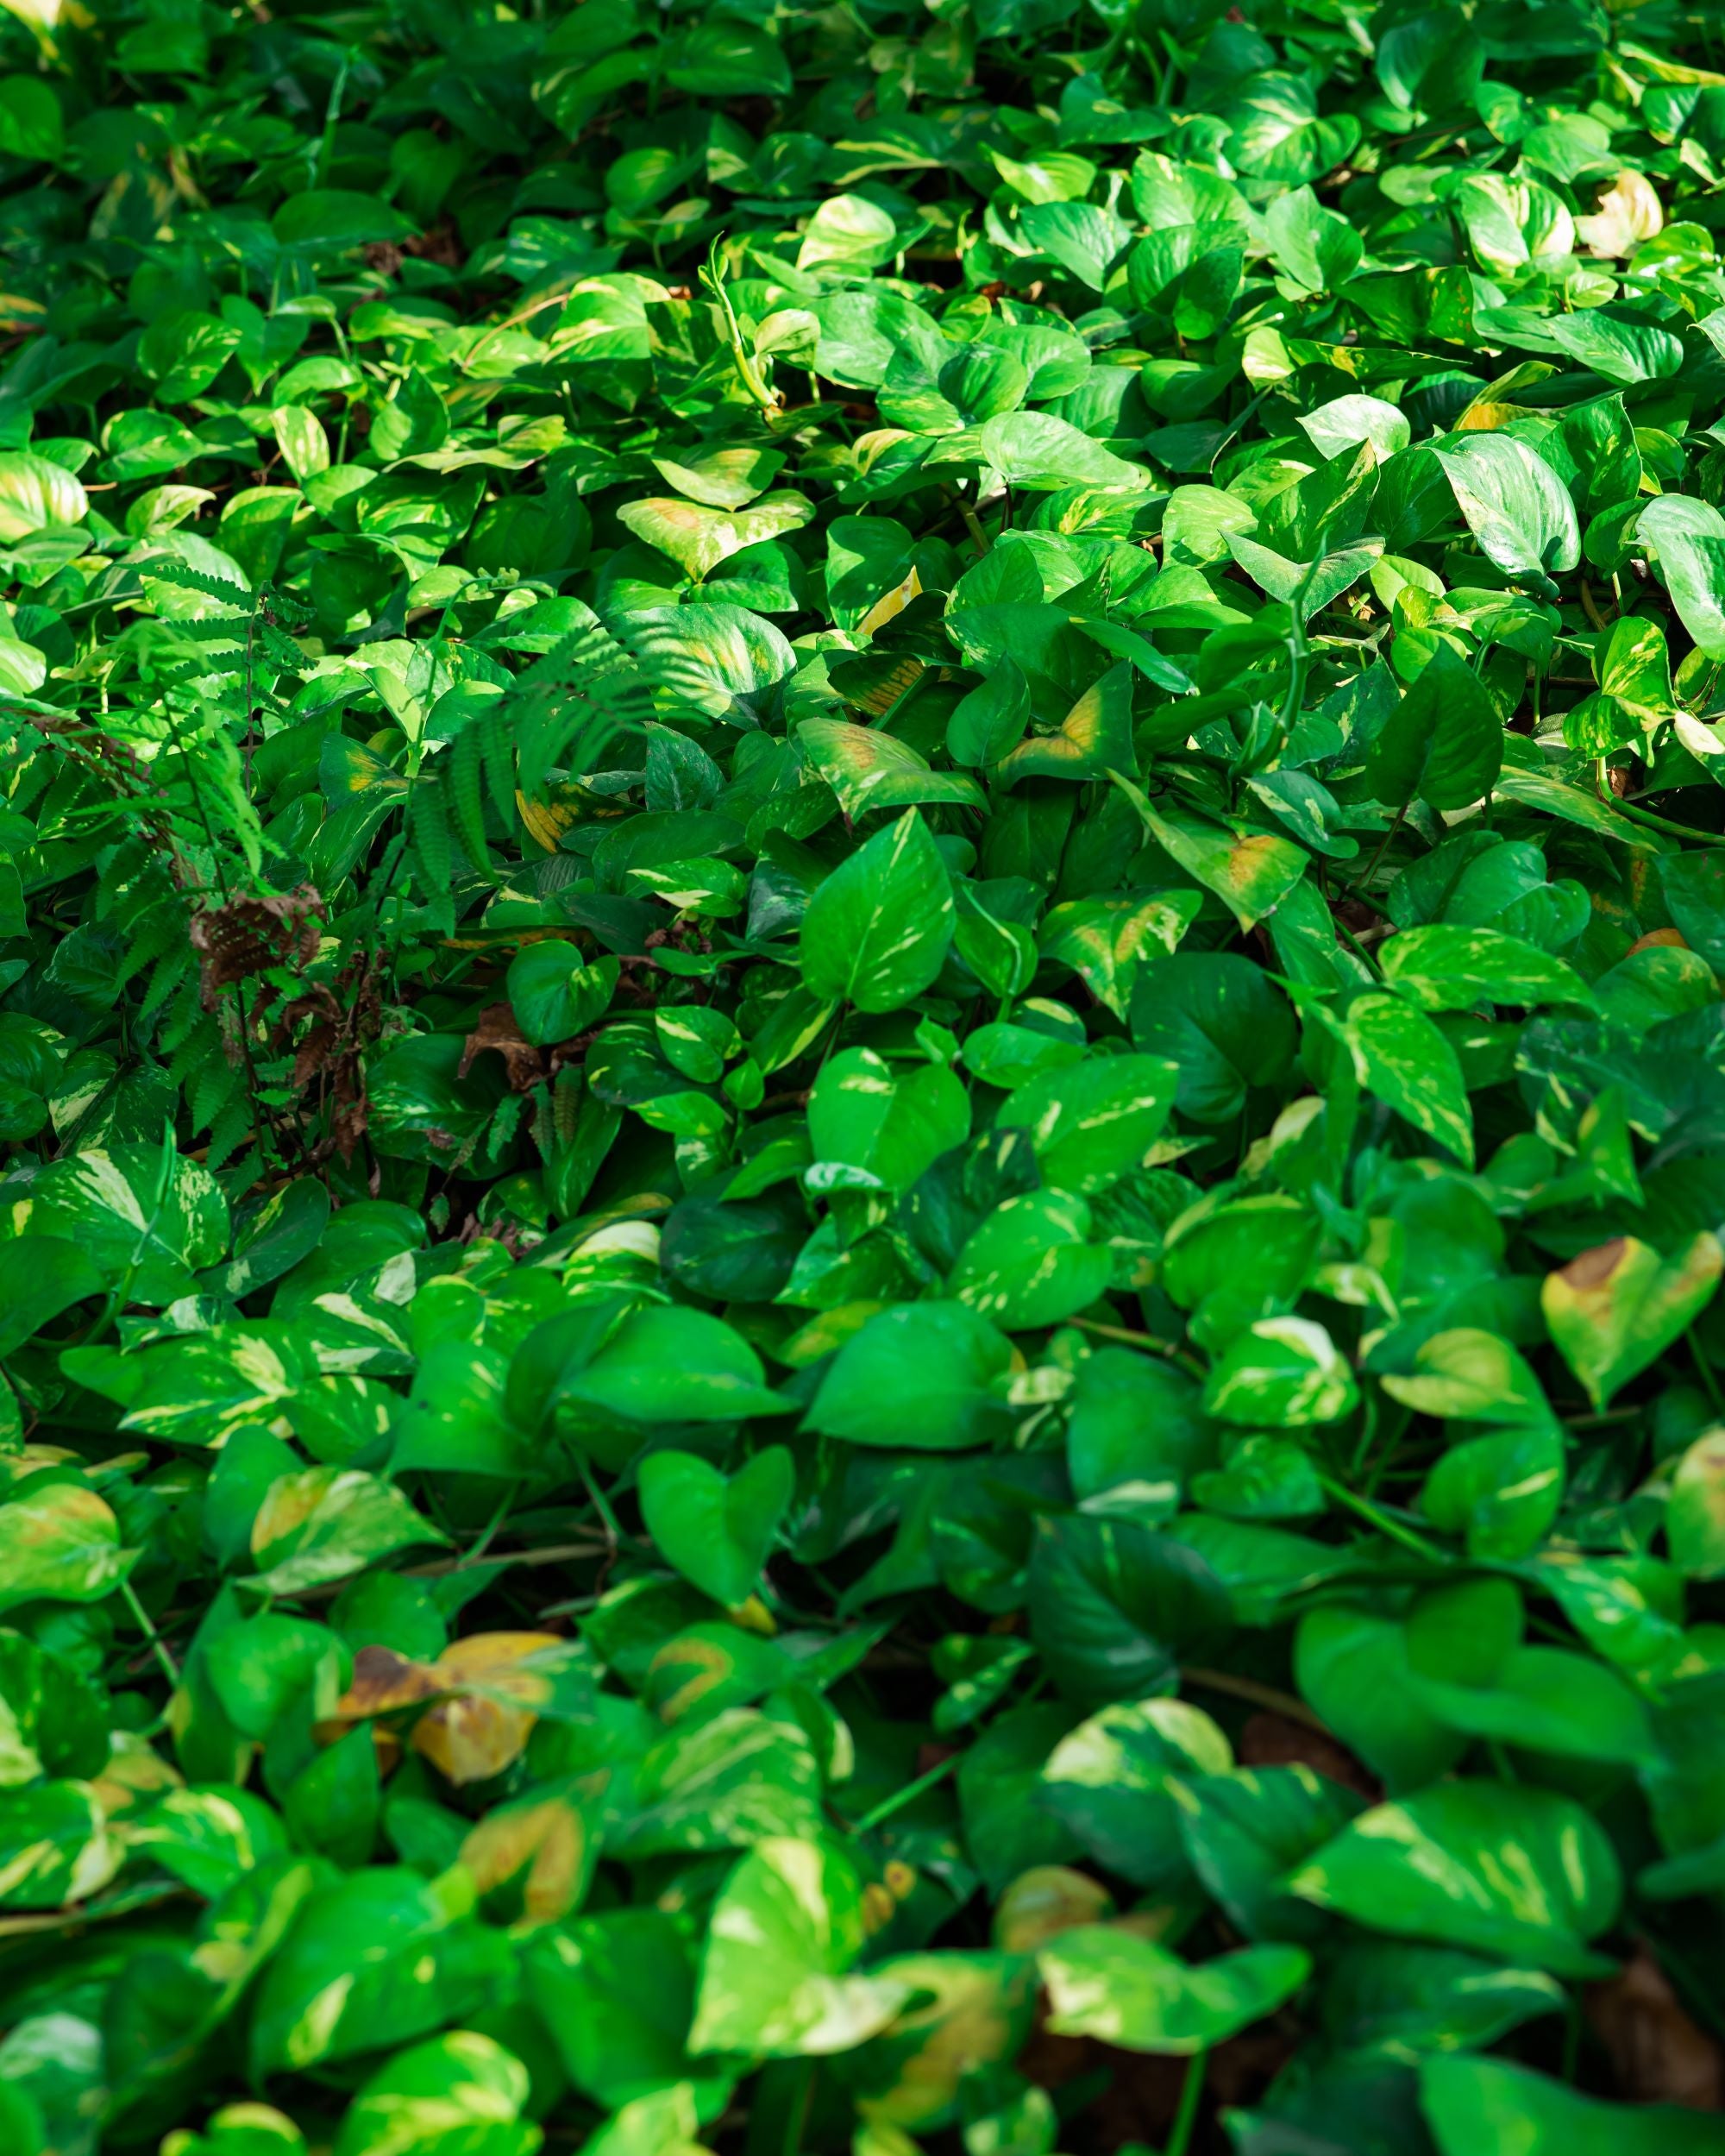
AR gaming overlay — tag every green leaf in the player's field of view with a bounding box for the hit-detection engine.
[1041,892,1201,1018]
[808,1301,1013,1450]
[247,1468,448,1598]
[806,1047,970,1194]
[1432,434,1579,578]
[273,190,416,250]
[949,658,1032,768]
[1639,495,1725,660]
[1380,923,1594,1012]
[1421,2055,1725,2156]
[250,1868,511,2076]
[1039,1698,1232,1888]
[1364,647,1503,813]
[979,413,1149,493]
[525,1910,696,2108]
[1295,1606,1470,1795]
[564,1305,792,1424]
[1038,1927,1310,2052]
[18,1144,228,1304]
[1289,1782,1622,1975]
[690,1838,912,2056]
[1027,1515,1229,1705]
[995,1053,1176,1193]
[798,810,956,1014]
[1175,1765,1364,1942]
[949,1190,1114,1330]
[1408,1644,1656,1765]
[0,1778,119,1909]
[1204,1317,1358,1427]
[1131,953,1297,1122]
[0,451,87,543]
[0,1236,104,1359]
[1377,1328,1552,1425]
[637,1447,794,1609]
[506,946,618,1047]
[333,2031,538,2156]
[1329,992,1476,1166]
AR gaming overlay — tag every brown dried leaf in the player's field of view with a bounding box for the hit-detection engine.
[1586,1939,1722,2109]
[189,885,323,1011]
[1236,1712,1380,1801]
[459,1003,546,1092]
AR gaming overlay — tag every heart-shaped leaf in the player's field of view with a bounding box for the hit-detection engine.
[638,1446,795,1608]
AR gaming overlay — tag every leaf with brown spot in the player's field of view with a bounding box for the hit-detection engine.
[407,1633,595,1785]
[1543,1233,1724,1409]
[1114,776,1307,933]
[333,1643,443,1721]
[459,1782,597,1923]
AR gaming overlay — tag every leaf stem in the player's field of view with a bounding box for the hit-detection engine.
[851,1751,961,1832]
[1164,2047,1208,2156]
[1314,1471,1451,1565]
[1069,1314,1206,1376]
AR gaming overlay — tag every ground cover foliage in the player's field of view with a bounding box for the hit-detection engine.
[15,0,1725,2148]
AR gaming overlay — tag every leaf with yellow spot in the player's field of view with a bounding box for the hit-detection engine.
[844,1952,1038,2129]
[850,654,925,718]
[1114,774,1308,933]
[857,565,922,639]
[515,780,630,856]
[320,735,408,800]
[799,718,985,818]
[247,1467,447,1598]
[618,492,813,581]
[0,1481,134,1614]
[994,663,1136,789]
[992,1866,1116,1953]
[642,1623,792,1725]
[91,1732,183,1817]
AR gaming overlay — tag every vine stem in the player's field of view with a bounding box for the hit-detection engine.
[1179,1667,1330,1735]
[1069,1314,1206,1376]
[122,1579,179,1687]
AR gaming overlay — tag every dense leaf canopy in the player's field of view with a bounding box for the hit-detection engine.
[6,0,1725,2149]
